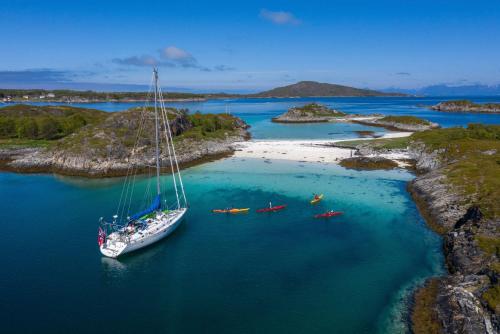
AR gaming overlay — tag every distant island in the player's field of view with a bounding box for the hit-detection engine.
[273,103,438,131]
[0,104,250,176]
[272,103,346,123]
[0,89,234,103]
[351,115,439,132]
[0,81,406,103]
[253,81,407,98]
[431,100,500,113]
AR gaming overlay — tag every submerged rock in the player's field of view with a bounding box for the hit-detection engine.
[339,156,398,170]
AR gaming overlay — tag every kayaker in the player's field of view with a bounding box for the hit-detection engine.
[314,194,320,200]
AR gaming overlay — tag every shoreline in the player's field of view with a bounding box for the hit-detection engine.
[0,150,235,178]
[232,132,413,166]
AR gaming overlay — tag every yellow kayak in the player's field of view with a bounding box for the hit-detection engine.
[229,208,249,213]
[310,194,324,204]
[212,208,250,214]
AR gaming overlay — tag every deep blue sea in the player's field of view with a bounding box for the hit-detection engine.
[1,96,498,333]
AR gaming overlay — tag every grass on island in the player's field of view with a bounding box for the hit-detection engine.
[379,115,431,125]
[0,138,55,149]
[55,109,246,157]
[411,278,442,334]
[0,104,107,143]
[439,100,500,110]
[336,136,411,150]
[339,157,398,170]
[411,124,500,219]
[1,105,247,154]
[177,112,244,141]
[292,103,346,117]
[482,284,500,314]
[338,124,499,221]
[475,235,500,257]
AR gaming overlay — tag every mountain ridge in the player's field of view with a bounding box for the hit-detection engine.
[253,81,407,97]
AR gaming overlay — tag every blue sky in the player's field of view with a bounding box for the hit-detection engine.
[1,0,499,92]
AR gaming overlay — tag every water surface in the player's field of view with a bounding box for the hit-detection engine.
[0,159,443,333]
[3,96,492,332]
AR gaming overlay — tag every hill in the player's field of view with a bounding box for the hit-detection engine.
[0,105,250,176]
[253,81,406,98]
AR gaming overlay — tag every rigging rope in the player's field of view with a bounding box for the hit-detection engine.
[158,84,188,207]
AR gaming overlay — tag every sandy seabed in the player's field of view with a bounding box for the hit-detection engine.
[232,132,412,165]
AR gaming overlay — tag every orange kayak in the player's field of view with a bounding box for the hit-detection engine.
[212,208,250,214]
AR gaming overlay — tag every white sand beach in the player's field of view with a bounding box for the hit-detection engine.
[232,132,412,164]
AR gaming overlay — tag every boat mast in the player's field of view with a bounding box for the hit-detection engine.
[153,68,161,196]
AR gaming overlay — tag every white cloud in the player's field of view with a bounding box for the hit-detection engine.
[259,9,301,25]
[112,55,161,67]
[161,46,196,65]
[113,46,235,72]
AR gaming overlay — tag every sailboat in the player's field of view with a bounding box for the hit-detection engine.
[98,68,188,258]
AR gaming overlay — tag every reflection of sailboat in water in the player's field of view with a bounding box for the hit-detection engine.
[98,68,188,258]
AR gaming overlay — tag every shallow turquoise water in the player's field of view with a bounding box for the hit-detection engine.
[26,96,500,140]
[0,158,443,333]
[2,96,478,332]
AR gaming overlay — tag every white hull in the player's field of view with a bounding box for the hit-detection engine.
[100,208,186,258]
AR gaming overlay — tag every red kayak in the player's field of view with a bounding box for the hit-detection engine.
[256,205,287,213]
[314,211,343,219]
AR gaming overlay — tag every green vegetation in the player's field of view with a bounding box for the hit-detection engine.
[336,136,411,150]
[0,138,54,149]
[0,104,107,141]
[0,89,208,101]
[379,115,431,125]
[411,279,442,334]
[439,100,500,109]
[482,285,500,314]
[412,124,500,219]
[339,157,398,170]
[293,103,346,117]
[51,107,247,157]
[491,262,500,274]
[178,112,245,140]
[476,235,500,257]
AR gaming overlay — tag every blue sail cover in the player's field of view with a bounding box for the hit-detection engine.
[130,195,161,221]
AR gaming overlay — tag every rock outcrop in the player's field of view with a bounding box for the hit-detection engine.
[352,116,439,132]
[408,143,499,333]
[431,100,500,114]
[272,103,346,123]
[0,108,250,177]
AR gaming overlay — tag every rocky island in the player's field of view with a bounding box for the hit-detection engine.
[272,103,346,123]
[273,103,439,132]
[336,124,500,333]
[351,115,440,132]
[0,104,250,176]
[431,100,500,114]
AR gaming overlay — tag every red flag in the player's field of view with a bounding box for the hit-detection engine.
[98,227,106,247]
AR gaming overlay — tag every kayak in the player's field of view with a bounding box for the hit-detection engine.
[212,208,250,214]
[314,211,343,219]
[256,205,287,213]
[310,194,324,204]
